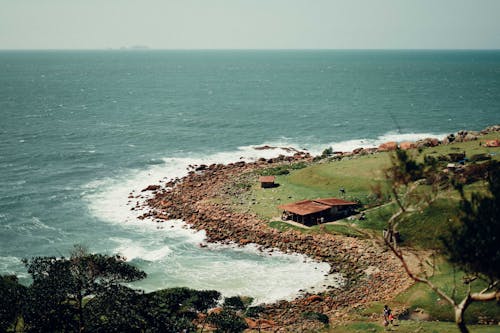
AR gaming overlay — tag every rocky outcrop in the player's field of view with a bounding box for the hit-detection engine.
[141,185,161,192]
[377,141,398,152]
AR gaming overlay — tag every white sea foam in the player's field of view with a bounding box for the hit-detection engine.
[110,238,172,262]
[312,131,448,155]
[232,131,448,157]
[30,216,57,231]
[0,256,23,275]
[85,145,301,226]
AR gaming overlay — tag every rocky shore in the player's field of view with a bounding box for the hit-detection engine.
[137,125,499,331]
[137,154,411,331]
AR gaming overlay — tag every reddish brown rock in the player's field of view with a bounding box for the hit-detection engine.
[377,141,397,152]
[142,184,161,192]
[399,141,416,150]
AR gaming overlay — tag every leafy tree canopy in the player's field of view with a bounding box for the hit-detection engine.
[443,161,500,281]
[0,275,26,332]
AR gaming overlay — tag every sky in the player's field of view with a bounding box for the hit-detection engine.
[0,0,499,50]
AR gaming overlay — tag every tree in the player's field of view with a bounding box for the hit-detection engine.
[440,161,500,331]
[83,284,146,333]
[0,275,26,332]
[10,247,222,332]
[222,296,247,312]
[443,161,500,281]
[140,287,221,333]
[22,256,80,332]
[22,245,146,332]
[207,309,248,333]
[382,149,435,246]
[381,151,500,333]
[206,296,252,333]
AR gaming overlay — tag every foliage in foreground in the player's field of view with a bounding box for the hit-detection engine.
[0,246,227,333]
[442,161,500,281]
[382,150,500,333]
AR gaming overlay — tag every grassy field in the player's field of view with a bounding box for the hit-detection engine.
[232,152,392,220]
[326,320,500,333]
[233,131,499,222]
[393,259,500,324]
[228,131,500,331]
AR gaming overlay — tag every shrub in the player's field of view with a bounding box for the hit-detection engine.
[301,311,329,325]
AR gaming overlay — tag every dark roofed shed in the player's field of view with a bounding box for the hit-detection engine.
[259,176,276,188]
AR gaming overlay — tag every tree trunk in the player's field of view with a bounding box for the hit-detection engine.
[78,292,84,333]
[456,321,469,333]
[455,306,469,333]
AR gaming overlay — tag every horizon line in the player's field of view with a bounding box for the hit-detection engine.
[1,47,500,52]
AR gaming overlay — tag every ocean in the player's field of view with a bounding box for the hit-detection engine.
[0,50,499,303]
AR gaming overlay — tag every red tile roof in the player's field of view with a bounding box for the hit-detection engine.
[278,197,357,216]
[259,176,276,183]
[313,198,357,206]
[278,200,330,215]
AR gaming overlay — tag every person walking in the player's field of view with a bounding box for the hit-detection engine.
[383,305,393,327]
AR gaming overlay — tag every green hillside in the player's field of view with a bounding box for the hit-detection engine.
[229,131,500,331]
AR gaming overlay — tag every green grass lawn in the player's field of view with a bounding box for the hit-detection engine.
[418,132,500,164]
[393,260,500,324]
[310,223,367,238]
[268,220,310,233]
[327,320,500,333]
[232,153,392,220]
[232,131,499,223]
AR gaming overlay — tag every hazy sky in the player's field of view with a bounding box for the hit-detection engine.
[1,0,499,50]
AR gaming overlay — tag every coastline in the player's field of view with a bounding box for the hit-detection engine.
[137,125,499,330]
[139,152,412,329]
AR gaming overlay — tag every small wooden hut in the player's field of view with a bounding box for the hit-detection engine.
[259,176,276,188]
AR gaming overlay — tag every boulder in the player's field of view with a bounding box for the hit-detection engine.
[305,295,323,304]
[141,185,161,192]
[377,141,398,152]
[245,318,257,329]
[484,139,500,147]
[352,147,364,155]
[195,164,208,171]
[399,141,416,150]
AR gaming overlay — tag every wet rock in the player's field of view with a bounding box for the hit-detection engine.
[195,164,208,171]
[141,185,161,192]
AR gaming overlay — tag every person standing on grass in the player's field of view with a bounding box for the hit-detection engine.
[383,305,392,326]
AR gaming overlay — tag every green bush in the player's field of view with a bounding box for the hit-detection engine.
[301,311,329,325]
[208,309,248,333]
[257,162,308,176]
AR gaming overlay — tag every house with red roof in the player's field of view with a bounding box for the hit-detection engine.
[278,197,358,225]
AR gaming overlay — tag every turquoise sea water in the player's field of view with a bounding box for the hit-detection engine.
[1,50,499,302]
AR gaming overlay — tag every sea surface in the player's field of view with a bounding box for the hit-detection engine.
[1,50,499,303]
